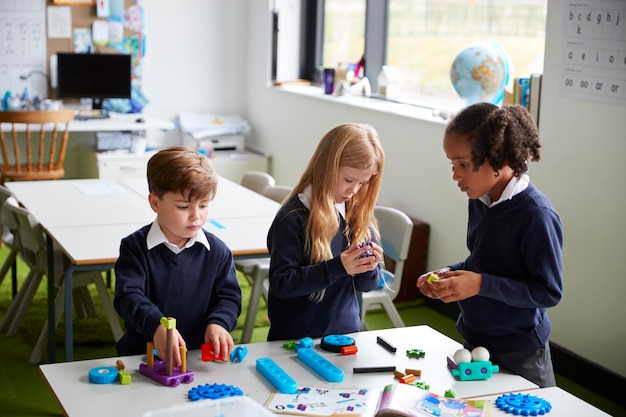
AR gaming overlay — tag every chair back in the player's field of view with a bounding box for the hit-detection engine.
[0,185,18,246]
[4,200,48,274]
[0,109,74,183]
[241,171,275,194]
[262,184,292,203]
[374,205,413,299]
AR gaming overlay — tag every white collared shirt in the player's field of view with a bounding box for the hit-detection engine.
[479,173,530,208]
[146,219,211,254]
[298,185,346,219]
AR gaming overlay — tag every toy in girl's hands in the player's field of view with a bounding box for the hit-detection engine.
[357,241,375,259]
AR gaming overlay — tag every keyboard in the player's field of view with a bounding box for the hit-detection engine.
[74,111,109,121]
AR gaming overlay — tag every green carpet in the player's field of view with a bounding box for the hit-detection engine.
[0,260,268,346]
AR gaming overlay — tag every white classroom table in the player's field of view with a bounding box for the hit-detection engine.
[120,176,281,219]
[478,386,611,416]
[39,326,539,417]
[6,178,279,362]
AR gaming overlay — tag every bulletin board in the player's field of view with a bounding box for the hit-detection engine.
[0,0,144,101]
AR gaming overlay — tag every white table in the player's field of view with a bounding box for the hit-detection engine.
[1,114,174,133]
[7,178,279,362]
[478,386,611,416]
[39,326,539,417]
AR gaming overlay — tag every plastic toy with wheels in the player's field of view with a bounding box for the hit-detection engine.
[447,347,499,381]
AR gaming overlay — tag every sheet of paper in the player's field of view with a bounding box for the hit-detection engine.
[47,6,72,39]
[265,386,379,416]
[74,181,129,196]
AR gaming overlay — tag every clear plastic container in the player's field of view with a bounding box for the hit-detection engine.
[142,396,274,417]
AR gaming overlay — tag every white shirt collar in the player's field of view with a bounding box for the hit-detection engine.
[479,173,530,207]
[146,219,211,254]
[298,185,346,219]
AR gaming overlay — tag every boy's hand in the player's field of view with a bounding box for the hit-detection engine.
[153,324,186,368]
[204,323,235,361]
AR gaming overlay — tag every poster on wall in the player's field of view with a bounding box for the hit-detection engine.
[0,0,47,99]
[561,0,626,106]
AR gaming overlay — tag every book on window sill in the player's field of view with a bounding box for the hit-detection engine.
[263,383,492,417]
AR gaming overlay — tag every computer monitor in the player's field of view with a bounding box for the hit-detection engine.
[56,53,132,110]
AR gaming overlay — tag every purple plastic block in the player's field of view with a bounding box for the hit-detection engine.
[139,360,194,387]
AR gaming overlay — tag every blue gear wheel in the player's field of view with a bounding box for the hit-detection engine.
[495,393,552,415]
[188,383,243,401]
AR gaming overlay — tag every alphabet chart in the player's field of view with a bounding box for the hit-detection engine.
[561,1,625,106]
[0,0,47,98]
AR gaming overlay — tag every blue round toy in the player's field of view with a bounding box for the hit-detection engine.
[495,392,552,415]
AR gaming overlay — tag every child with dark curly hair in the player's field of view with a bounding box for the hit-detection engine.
[417,103,563,387]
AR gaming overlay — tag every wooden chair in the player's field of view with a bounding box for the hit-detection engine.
[0,110,74,183]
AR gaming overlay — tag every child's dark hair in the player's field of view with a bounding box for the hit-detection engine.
[147,146,218,201]
[446,103,541,176]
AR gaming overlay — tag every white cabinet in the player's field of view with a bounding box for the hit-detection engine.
[88,150,269,182]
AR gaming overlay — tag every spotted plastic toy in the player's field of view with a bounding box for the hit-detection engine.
[495,393,552,415]
[188,383,243,401]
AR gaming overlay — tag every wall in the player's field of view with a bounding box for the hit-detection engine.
[242,0,626,378]
[136,0,625,377]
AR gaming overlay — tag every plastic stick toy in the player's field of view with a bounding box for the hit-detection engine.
[256,357,298,394]
[296,347,344,382]
[138,317,194,387]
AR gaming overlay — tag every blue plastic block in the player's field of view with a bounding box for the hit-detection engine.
[256,357,298,394]
[296,348,344,382]
[230,346,248,363]
[295,337,314,350]
[450,360,499,381]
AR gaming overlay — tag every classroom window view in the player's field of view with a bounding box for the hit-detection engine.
[321,0,547,108]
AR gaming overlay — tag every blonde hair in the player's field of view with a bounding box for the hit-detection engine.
[289,123,385,264]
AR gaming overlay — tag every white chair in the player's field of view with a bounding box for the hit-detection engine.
[0,201,123,363]
[361,206,413,329]
[0,185,20,298]
[240,171,275,194]
[236,173,291,343]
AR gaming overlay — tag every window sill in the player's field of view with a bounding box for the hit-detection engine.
[269,83,452,126]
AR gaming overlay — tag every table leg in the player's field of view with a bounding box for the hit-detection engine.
[241,265,265,344]
[46,235,55,363]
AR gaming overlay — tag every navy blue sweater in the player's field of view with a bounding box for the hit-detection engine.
[266,196,381,341]
[450,183,563,353]
[113,224,241,355]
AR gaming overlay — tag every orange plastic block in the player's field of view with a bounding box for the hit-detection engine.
[341,345,358,355]
[399,374,417,384]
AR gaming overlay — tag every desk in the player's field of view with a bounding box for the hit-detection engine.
[39,325,538,417]
[0,114,175,133]
[478,386,611,416]
[7,178,279,362]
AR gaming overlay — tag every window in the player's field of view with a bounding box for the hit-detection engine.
[305,0,547,109]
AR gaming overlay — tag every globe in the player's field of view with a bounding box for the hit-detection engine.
[450,42,511,105]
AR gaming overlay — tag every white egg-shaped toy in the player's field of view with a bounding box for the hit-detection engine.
[471,346,490,362]
[453,348,472,364]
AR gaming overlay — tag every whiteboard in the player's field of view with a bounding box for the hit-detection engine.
[0,0,47,99]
